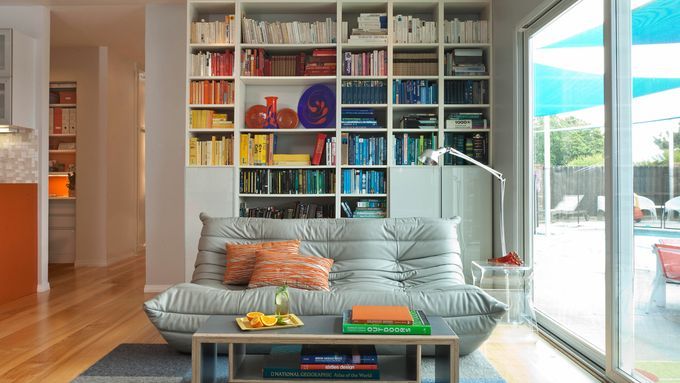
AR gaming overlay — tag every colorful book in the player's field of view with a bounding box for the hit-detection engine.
[300,364,378,370]
[300,344,377,364]
[351,305,413,325]
[311,133,327,165]
[263,346,379,380]
[342,310,431,335]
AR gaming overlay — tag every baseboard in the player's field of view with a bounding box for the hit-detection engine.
[37,282,50,293]
[144,284,172,293]
[108,250,137,265]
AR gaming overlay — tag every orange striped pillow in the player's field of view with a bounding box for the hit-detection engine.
[224,240,300,285]
[248,250,334,291]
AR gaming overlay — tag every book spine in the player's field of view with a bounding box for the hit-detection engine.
[263,368,380,379]
[299,364,378,370]
[342,322,431,335]
[351,319,413,325]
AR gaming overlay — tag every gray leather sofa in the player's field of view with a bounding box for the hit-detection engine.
[144,214,507,355]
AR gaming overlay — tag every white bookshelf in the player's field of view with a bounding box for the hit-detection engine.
[185,0,493,220]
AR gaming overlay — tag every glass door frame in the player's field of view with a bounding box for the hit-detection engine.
[520,0,637,381]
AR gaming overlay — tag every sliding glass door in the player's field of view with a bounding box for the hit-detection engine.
[525,0,606,362]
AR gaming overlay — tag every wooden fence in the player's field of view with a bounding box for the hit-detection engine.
[534,166,679,216]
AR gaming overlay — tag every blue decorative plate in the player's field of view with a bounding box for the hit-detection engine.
[297,84,335,128]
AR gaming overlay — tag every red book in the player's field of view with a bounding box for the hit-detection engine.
[312,48,337,56]
[311,133,327,165]
[53,108,62,134]
[300,364,378,370]
[351,305,414,325]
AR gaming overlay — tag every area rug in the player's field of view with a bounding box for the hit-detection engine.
[72,344,506,383]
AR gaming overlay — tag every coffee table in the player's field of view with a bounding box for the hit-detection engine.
[192,315,459,383]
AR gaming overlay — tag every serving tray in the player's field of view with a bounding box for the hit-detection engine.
[235,314,305,331]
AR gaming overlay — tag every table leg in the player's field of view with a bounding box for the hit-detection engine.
[434,343,458,383]
[504,270,511,323]
[194,341,217,383]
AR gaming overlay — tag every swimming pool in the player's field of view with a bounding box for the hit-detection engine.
[634,227,680,238]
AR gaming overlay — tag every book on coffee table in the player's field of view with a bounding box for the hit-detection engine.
[342,310,431,335]
[351,305,413,324]
[263,345,380,379]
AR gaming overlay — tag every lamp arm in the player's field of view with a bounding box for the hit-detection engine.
[441,147,507,257]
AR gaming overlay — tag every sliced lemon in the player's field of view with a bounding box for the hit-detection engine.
[261,315,278,327]
[249,316,264,328]
[246,311,265,320]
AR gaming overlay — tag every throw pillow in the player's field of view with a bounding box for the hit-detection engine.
[224,240,300,285]
[248,250,334,291]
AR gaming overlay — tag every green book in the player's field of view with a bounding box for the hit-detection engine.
[342,310,431,335]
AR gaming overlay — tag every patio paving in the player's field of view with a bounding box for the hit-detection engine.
[532,218,680,376]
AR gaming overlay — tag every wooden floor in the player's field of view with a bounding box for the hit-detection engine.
[0,255,600,383]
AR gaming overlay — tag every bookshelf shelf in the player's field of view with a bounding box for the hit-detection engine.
[184,0,493,222]
[239,194,336,198]
[240,165,335,169]
[189,104,235,109]
[49,103,76,108]
[49,172,70,176]
[49,133,77,137]
[49,149,76,154]
[240,76,336,85]
[239,128,336,134]
[189,76,235,80]
[49,196,76,200]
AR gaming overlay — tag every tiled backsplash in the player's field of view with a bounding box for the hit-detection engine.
[0,129,38,183]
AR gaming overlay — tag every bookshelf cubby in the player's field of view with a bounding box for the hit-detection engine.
[48,81,77,199]
[185,0,493,220]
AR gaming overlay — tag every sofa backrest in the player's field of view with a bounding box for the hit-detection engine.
[192,214,465,289]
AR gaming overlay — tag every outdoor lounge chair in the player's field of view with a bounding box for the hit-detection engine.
[551,194,586,222]
[597,195,605,214]
[637,195,658,220]
[664,196,680,222]
[648,243,680,313]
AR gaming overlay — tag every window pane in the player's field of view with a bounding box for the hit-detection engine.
[529,0,605,352]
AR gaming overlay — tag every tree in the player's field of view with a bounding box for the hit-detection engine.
[533,116,605,166]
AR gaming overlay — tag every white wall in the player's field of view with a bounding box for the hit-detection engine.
[106,49,139,263]
[492,0,548,256]
[50,46,107,266]
[0,6,51,292]
[144,4,186,291]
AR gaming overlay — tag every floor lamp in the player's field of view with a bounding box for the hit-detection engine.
[419,147,507,258]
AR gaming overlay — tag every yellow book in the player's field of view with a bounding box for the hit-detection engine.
[189,137,198,165]
[240,134,250,165]
[273,154,311,165]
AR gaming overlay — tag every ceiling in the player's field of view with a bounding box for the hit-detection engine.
[0,0,184,66]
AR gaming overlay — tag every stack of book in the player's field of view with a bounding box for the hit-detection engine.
[393,15,436,43]
[241,18,336,44]
[444,49,486,76]
[188,136,233,166]
[241,169,335,195]
[347,13,387,44]
[399,113,438,129]
[341,199,386,219]
[190,110,233,129]
[393,80,437,104]
[239,133,275,166]
[304,49,337,76]
[190,16,236,44]
[240,202,335,219]
[444,132,488,165]
[341,109,383,129]
[394,133,437,165]
[443,19,488,44]
[444,80,488,104]
[342,50,387,76]
[393,52,438,76]
[342,133,387,166]
[341,80,387,104]
[189,80,234,105]
[262,345,379,379]
[190,51,234,77]
[342,169,386,195]
[342,305,432,335]
[445,112,488,129]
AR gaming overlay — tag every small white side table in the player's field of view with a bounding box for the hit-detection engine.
[471,261,534,325]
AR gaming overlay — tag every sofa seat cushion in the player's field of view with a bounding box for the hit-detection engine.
[144,282,507,356]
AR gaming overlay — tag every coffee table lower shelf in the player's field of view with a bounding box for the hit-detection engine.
[192,315,459,383]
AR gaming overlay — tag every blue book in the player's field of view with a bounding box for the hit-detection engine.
[300,344,378,364]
